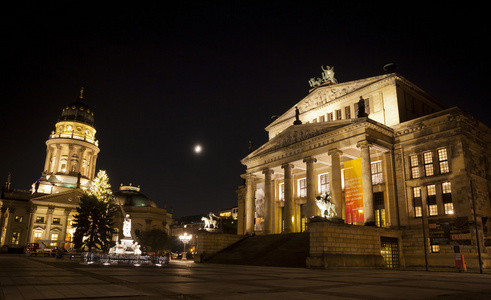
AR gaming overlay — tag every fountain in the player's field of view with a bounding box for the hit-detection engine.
[109,214,142,255]
[81,213,168,266]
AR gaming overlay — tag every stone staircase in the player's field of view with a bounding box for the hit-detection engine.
[205,232,309,268]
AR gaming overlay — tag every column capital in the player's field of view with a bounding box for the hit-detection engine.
[303,156,317,164]
[356,140,372,149]
[328,148,343,156]
[281,163,294,170]
[262,169,275,175]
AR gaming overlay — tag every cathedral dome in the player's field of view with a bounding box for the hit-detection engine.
[58,88,95,127]
[113,185,157,208]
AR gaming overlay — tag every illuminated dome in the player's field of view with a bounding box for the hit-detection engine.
[113,185,157,208]
[58,88,95,127]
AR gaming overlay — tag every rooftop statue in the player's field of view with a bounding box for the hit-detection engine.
[202,212,219,230]
[321,65,338,84]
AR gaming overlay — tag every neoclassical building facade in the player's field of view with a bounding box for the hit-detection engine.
[237,72,491,268]
[1,90,172,252]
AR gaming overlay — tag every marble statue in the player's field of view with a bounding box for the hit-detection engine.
[201,212,219,229]
[315,192,337,218]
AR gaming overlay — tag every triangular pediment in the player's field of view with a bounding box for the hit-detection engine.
[31,189,83,207]
[267,74,392,130]
[245,120,354,161]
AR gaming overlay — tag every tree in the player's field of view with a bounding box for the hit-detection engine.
[138,229,171,255]
[73,170,117,252]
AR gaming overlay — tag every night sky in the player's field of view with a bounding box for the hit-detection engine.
[1,2,489,219]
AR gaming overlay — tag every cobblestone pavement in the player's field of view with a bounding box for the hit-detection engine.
[1,254,490,299]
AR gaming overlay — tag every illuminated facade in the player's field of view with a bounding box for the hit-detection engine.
[0,90,172,252]
[237,72,491,268]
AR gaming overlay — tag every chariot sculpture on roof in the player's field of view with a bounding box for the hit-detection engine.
[309,65,338,88]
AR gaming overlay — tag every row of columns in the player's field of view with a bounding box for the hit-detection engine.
[244,140,375,234]
[44,144,98,179]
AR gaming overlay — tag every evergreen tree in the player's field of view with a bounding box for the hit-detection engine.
[73,170,117,252]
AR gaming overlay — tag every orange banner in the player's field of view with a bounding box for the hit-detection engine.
[344,158,364,223]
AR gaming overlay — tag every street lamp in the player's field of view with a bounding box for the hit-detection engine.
[179,232,192,260]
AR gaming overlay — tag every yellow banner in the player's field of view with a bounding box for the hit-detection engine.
[344,158,364,223]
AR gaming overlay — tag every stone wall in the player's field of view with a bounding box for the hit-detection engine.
[307,219,403,268]
[194,232,245,263]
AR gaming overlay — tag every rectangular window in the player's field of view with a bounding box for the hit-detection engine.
[298,178,307,198]
[50,233,59,246]
[52,218,61,224]
[335,109,342,120]
[371,161,383,184]
[35,216,45,223]
[327,112,333,121]
[15,216,23,223]
[345,106,351,119]
[319,173,329,194]
[427,185,438,216]
[312,118,317,123]
[413,187,422,217]
[319,115,325,122]
[431,244,440,253]
[34,232,42,242]
[424,152,434,176]
[374,192,385,228]
[442,182,454,215]
[410,155,420,178]
[438,148,449,173]
[279,183,285,201]
[11,232,20,245]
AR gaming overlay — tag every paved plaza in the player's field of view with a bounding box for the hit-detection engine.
[1,254,490,300]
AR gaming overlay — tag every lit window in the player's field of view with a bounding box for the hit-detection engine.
[442,182,454,215]
[319,173,329,194]
[12,232,20,245]
[427,185,438,216]
[34,232,42,242]
[51,233,59,246]
[15,216,23,223]
[410,155,420,178]
[424,152,434,176]
[35,216,45,223]
[374,192,385,227]
[52,218,61,224]
[298,178,307,198]
[371,161,383,184]
[431,244,440,253]
[279,183,285,201]
[438,148,449,173]
[413,187,422,217]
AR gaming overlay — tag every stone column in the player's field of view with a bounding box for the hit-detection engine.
[262,169,274,234]
[304,157,317,219]
[244,174,256,234]
[44,206,55,240]
[328,149,343,217]
[357,140,374,225]
[44,146,53,173]
[26,206,37,243]
[282,163,295,233]
[90,154,98,179]
[52,145,61,174]
[61,208,72,247]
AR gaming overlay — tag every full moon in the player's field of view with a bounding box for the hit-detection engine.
[194,145,202,153]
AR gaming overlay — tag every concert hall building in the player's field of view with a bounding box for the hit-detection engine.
[237,71,490,269]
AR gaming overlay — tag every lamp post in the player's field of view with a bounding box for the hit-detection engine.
[179,232,192,260]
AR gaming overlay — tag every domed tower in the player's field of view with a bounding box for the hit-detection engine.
[33,88,100,194]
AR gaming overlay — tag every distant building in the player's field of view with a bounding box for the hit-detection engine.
[0,90,172,252]
[237,72,491,269]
